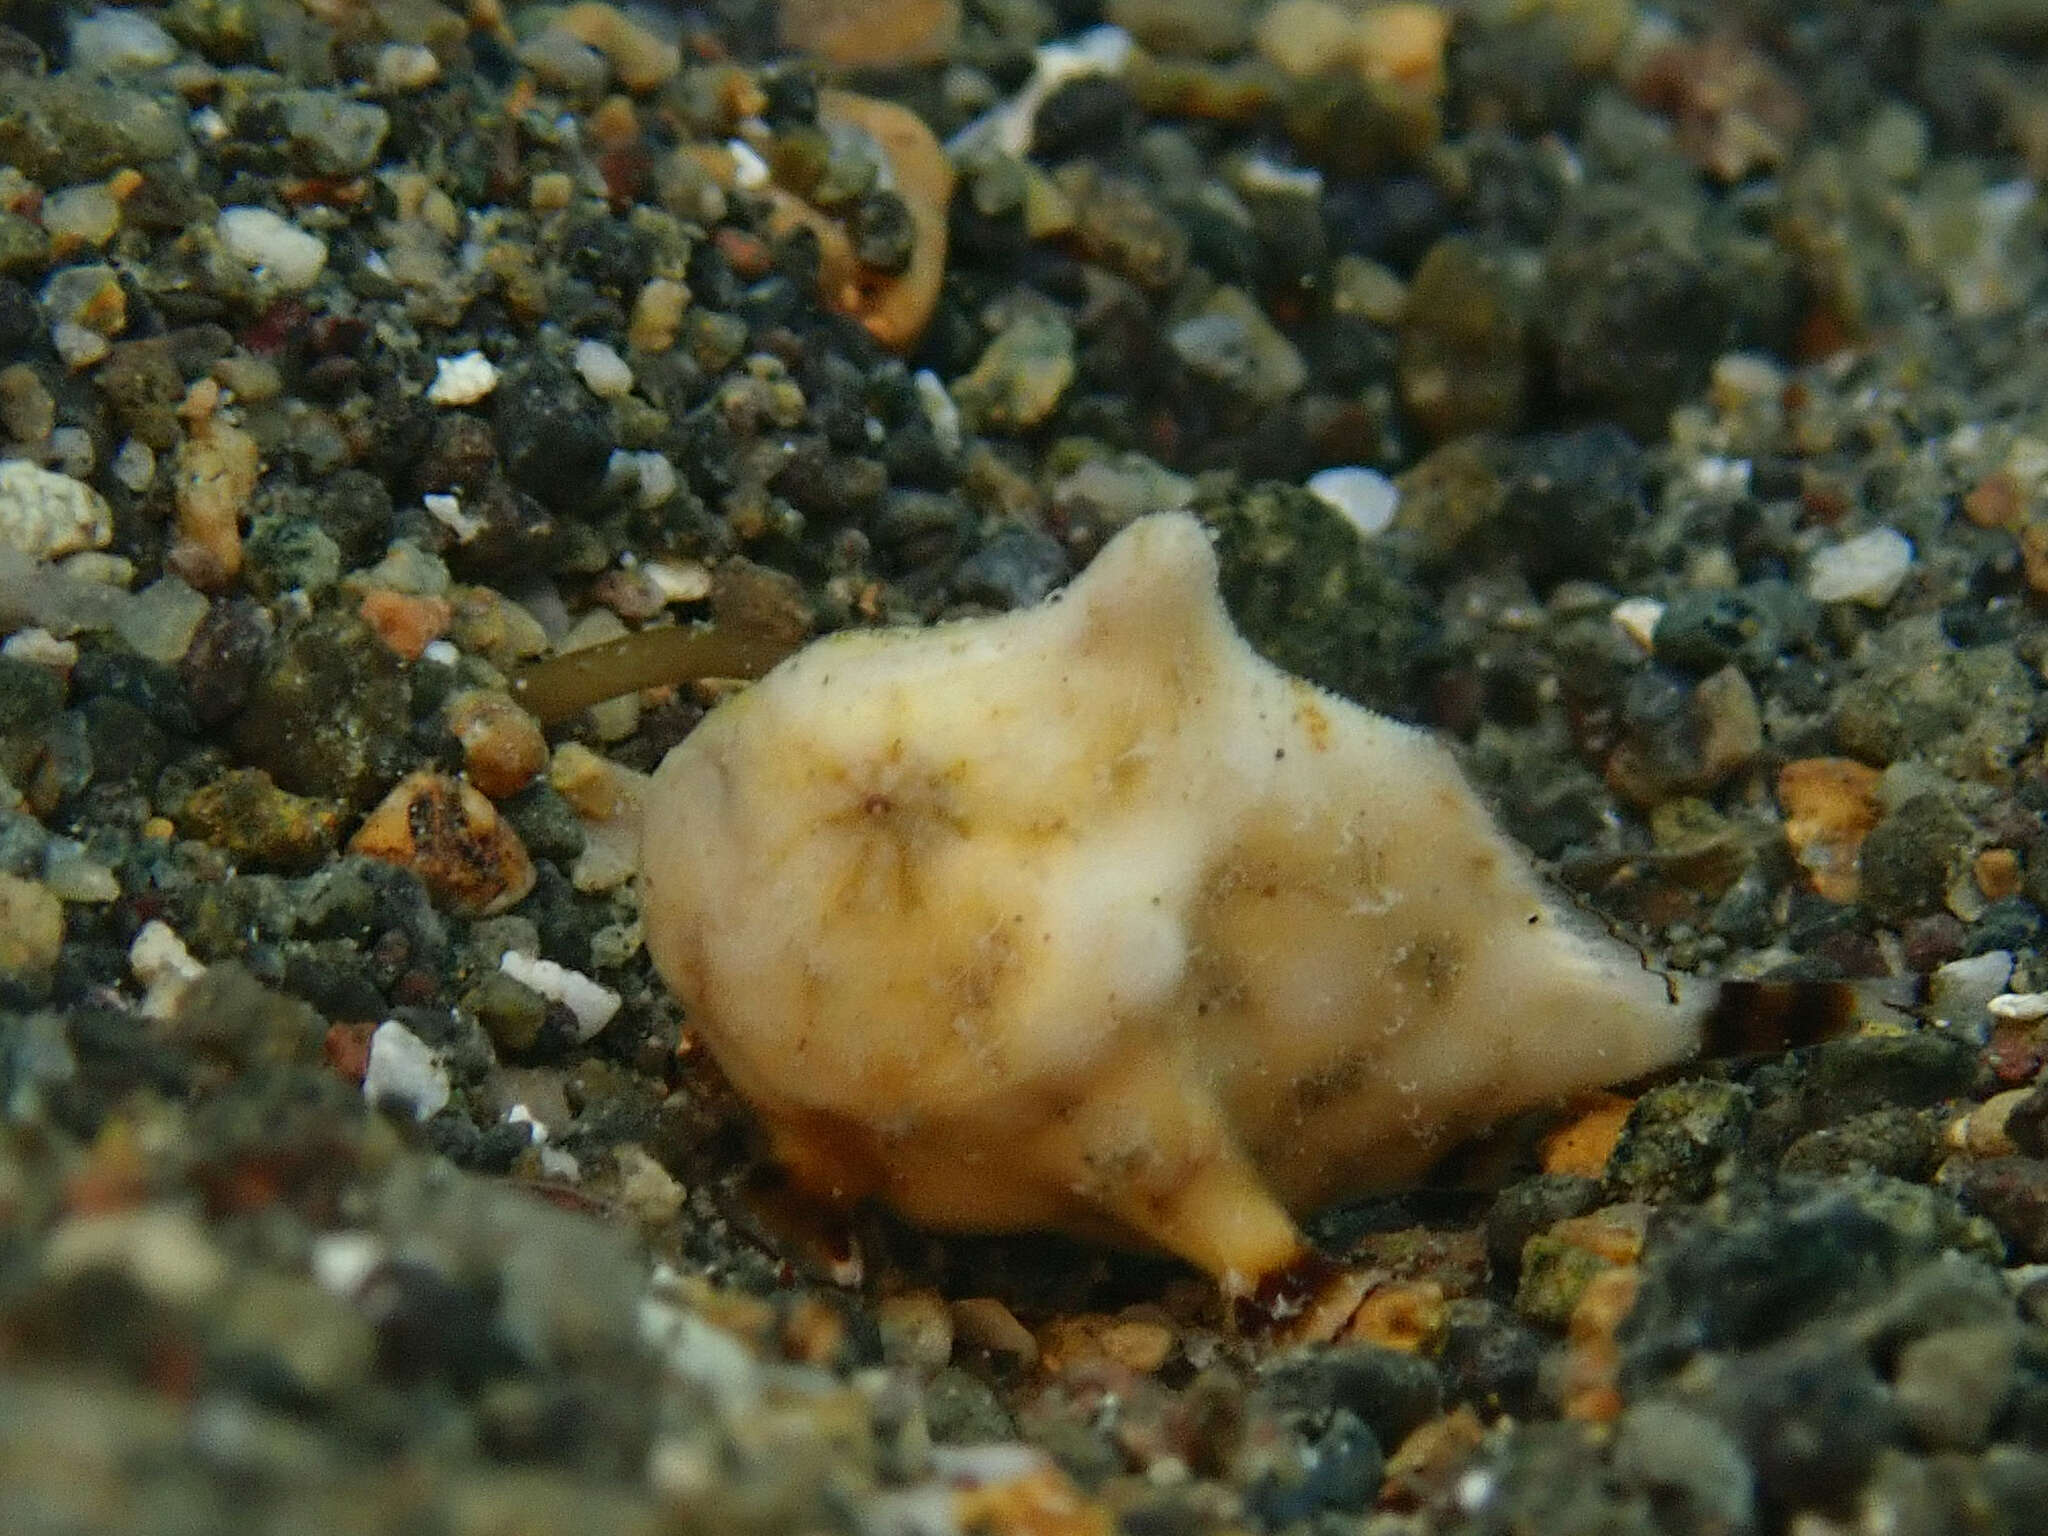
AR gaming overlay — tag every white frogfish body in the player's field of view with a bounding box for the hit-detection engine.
[641,513,1709,1288]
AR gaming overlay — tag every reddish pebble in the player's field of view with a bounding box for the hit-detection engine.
[359,588,453,660]
[324,1021,375,1082]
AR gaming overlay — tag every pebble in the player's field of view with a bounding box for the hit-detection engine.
[1947,1089,2035,1159]
[40,263,126,338]
[274,89,390,176]
[1989,991,2048,1023]
[627,278,689,354]
[1929,950,2015,1033]
[123,576,210,666]
[171,397,260,588]
[878,1291,955,1373]
[0,871,63,980]
[951,312,1075,432]
[363,1018,451,1121]
[1306,466,1400,537]
[129,918,205,1016]
[613,1145,687,1225]
[374,43,441,93]
[446,689,548,800]
[216,207,329,292]
[42,181,122,253]
[68,10,180,74]
[0,459,113,560]
[427,351,500,406]
[1893,1325,2020,1451]
[177,767,341,872]
[42,1206,228,1306]
[1169,285,1306,406]
[778,0,962,72]
[0,363,54,445]
[1777,757,1882,905]
[348,770,538,917]
[557,2,682,92]
[1611,596,1666,653]
[498,950,620,1041]
[950,1296,1039,1367]
[574,339,634,399]
[1806,526,1914,606]
[357,588,452,660]
[1,627,76,674]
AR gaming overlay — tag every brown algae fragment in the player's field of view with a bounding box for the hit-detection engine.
[509,623,800,727]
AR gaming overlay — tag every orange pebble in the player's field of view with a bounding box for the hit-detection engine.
[358,589,453,661]
[1777,757,1882,904]
[1539,1092,1635,1177]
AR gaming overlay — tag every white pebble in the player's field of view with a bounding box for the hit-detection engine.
[1689,456,1752,497]
[422,491,484,542]
[726,139,771,190]
[0,459,112,560]
[499,950,622,1041]
[1989,991,2048,1023]
[1305,466,1399,537]
[1,627,78,672]
[607,448,676,510]
[217,206,329,291]
[363,1019,451,1120]
[1806,526,1914,607]
[110,437,155,493]
[538,1146,581,1180]
[914,368,962,455]
[645,557,712,604]
[427,350,500,406]
[69,9,179,73]
[1610,597,1667,654]
[129,918,205,1017]
[310,1231,384,1296]
[1929,950,2014,1033]
[575,338,635,398]
[51,322,110,369]
[506,1103,548,1142]
[374,42,442,92]
[42,837,119,902]
[42,183,121,250]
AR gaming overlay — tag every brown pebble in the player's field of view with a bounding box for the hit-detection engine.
[1964,471,2025,530]
[1381,1406,1487,1512]
[446,689,548,799]
[1976,847,2022,902]
[172,383,261,591]
[557,2,680,91]
[349,771,536,917]
[949,1295,1039,1367]
[951,1463,1110,1536]
[1778,757,1882,904]
[877,1290,955,1372]
[1948,1088,2036,1159]
[2022,519,2048,596]
[776,0,959,68]
[1036,1312,1175,1375]
[0,873,64,980]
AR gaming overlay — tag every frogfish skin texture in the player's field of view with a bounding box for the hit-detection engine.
[640,512,1709,1292]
